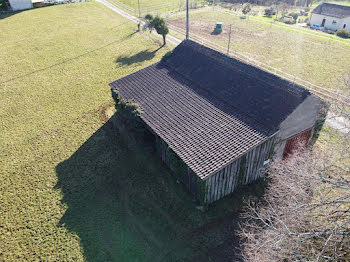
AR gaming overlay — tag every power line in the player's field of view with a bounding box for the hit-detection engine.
[0,21,132,85]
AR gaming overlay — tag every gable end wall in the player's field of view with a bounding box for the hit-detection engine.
[274,94,323,159]
[310,13,350,30]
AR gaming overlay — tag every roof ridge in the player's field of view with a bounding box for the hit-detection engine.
[163,40,310,130]
[184,40,310,98]
[160,61,274,133]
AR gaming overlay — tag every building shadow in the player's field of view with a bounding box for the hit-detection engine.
[115,47,162,66]
[55,115,268,261]
[0,10,22,19]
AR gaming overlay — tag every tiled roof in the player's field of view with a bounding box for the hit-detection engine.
[312,3,350,18]
[110,40,310,179]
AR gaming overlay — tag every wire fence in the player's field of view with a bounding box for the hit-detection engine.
[108,0,207,17]
[167,22,350,105]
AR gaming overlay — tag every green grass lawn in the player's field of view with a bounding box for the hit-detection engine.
[167,9,350,91]
[0,1,344,261]
[0,2,266,261]
[107,0,207,17]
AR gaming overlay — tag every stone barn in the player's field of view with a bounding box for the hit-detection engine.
[109,40,326,205]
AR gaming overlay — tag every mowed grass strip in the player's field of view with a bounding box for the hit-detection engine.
[167,9,350,91]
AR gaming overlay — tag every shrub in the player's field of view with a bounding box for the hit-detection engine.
[242,3,251,15]
[264,7,275,17]
[111,89,145,133]
[161,51,172,61]
[289,12,299,21]
[0,0,9,11]
[284,20,296,24]
[336,29,350,38]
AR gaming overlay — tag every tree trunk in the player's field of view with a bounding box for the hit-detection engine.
[162,34,166,46]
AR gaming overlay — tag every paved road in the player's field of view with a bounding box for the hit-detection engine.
[96,0,349,134]
[96,0,181,46]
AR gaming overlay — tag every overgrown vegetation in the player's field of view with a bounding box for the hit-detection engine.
[336,28,350,38]
[167,146,187,179]
[239,92,350,261]
[240,146,350,261]
[0,0,9,10]
[112,90,145,134]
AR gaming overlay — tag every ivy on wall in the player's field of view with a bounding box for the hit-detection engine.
[166,147,187,180]
[111,89,145,134]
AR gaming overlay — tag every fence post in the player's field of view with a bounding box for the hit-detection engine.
[227,24,232,55]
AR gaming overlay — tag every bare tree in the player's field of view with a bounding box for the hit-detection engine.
[239,89,350,261]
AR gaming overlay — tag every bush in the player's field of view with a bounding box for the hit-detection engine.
[161,51,172,61]
[0,0,9,11]
[264,7,275,17]
[336,29,350,38]
[284,20,296,24]
[289,12,299,21]
[242,3,251,15]
[111,89,145,133]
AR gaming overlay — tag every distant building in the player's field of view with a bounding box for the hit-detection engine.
[8,0,32,10]
[110,40,326,205]
[310,3,350,31]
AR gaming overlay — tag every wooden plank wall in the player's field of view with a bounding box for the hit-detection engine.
[205,137,275,204]
[158,138,193,194]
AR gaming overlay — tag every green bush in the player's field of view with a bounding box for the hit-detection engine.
[0,0,9,10]
[284,20,296,25]
[289,12,299,21]
[264,7,275,17]
[111,89,145,133]
[161,51,173,61]
[336,29,350,39]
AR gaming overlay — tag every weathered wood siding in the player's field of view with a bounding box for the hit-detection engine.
[204,137,275,204]
[158,138,198,198]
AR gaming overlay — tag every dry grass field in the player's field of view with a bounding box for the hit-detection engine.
[167,8,350,92]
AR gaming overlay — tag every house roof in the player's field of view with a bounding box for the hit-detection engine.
[109,40,311,179]
[311,3,350,19]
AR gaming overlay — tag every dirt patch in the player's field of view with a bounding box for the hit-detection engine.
[168,18,263,42]
[100,103,116,123]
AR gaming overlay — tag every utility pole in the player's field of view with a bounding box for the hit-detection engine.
[186,0,189,39]
[138,0,141,18]
[227,24,232,55]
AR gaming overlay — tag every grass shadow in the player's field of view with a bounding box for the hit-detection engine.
[0,9,22,19]
[115,47,162,66]
[55,114,268,261]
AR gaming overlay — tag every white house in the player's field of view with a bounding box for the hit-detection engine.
[8,0,33,10]
[310,2,350,31]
